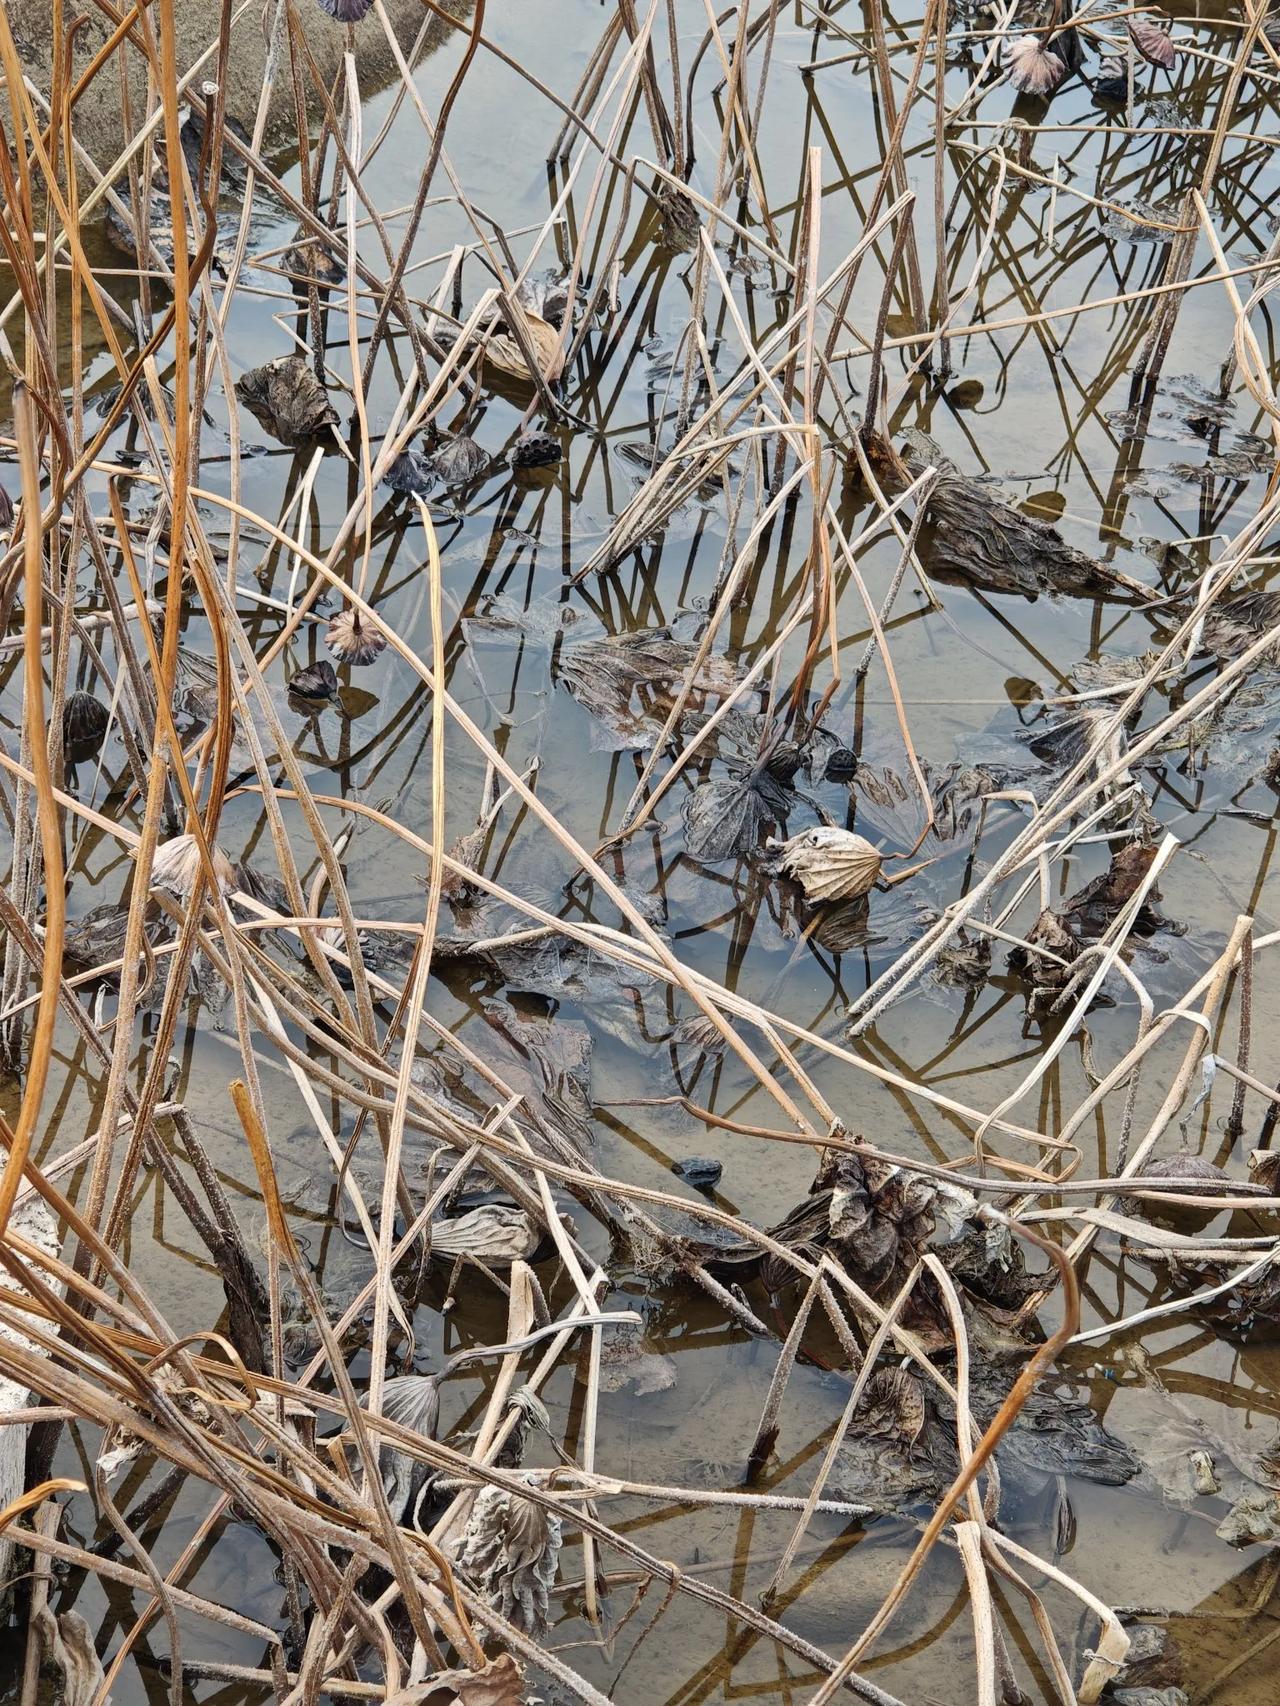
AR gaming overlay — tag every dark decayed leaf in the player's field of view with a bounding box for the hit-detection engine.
[672,1156,722,1190]
[288,660,339,707]
[555,628,738,752]
[433,434,490,484]
[1062,840,1171,937]
[383,449,437,496]
[1201,587,1280,664]
[682,765,793,863]
[921,475,1152,600]
[1024,700,1135,797]
[857,1368,927,1447]
[235,355,340,443]
[1007,907,1080,996]
[63,902,163,984]
[62,690,110,758]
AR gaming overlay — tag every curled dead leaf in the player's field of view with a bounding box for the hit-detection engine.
[771,826,883,902]
[480,310,563,385]
[1006,34,1068,94]
[1127,13,1177,67]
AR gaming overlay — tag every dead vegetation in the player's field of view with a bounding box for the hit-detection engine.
[1,1,1280,1705]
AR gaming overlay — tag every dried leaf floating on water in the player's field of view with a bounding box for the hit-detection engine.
[288,660,338,707]
[377,1372,441,1523]
[235,355,340,444]
[33,1608,109,1706]
[1062,839,1172,937]
[1200,587,1280,663]
[433,434,489,484]
[1094,52,1130,98]
[404,1657,525,1706]
[1006,34,1069,94]
[554,628,738,752]
[452,1475,562,1637]
[477,309,563,386]
[1128,13,1177,67]
[1135,1151,1233,1230]
[150,834,234,898]
[922,475,1153,600]
[429,1204,544,1266]
[382,448,437,497]
[770,826,883,903]
[326,607,387,666]
[62,689,110,758]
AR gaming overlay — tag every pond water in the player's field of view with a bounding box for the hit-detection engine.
[4,1,1280,1703]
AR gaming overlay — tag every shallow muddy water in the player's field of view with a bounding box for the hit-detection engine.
[4,2,1280,1704]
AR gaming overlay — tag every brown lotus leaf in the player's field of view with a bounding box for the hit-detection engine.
[1006,33,1068,93]
[235,355,339,443]
[384,1655,523,1706]
[34,1609,108,1706]
[857,1368,926,1449]
[771,826,883,903]
[923,475,1152,600]
[481,309,563,385]
[1127,13,1177,67]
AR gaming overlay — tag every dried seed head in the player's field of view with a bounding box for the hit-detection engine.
[326,606,387,666]
[510,431,562,470]
[1006,34,1069,94]
[771,826,883,903]
[150,833,234,898]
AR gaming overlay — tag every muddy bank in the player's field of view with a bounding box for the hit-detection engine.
[9,0,472,161]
